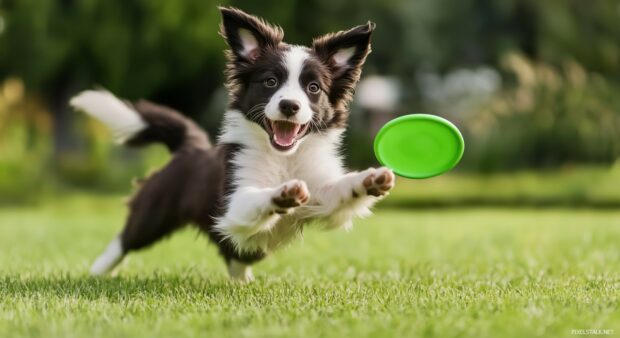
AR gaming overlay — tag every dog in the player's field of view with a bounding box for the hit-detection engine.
[70,7,395,282]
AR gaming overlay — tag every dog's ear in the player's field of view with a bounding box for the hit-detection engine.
[313,22,375,106]
[219,7,283,63]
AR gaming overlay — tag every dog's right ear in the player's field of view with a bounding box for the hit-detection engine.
[219,7,283,63]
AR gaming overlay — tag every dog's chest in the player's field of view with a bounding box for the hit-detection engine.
[232,141,344,195]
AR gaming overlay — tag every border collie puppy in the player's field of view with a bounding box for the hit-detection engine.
[70,7,394,282]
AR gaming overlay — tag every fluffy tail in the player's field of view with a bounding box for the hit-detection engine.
[70,90,210,152]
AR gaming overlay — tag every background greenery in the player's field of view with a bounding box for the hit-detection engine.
[0,0,619,203]
[0,1,619,337]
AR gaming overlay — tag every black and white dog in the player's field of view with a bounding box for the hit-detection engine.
[70,7,394,282]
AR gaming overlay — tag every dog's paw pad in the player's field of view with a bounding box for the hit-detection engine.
[362,168,395,197]
[272,180,309,213]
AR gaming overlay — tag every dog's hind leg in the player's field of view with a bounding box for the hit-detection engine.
[227,260,255,282]
[90,235,125,275]
[90,203,182,276]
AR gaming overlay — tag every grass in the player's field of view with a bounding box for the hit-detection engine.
[386,165,620,208]
[6,162,620,208]
[0,194,619,338]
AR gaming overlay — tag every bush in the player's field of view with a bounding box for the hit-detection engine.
[462,53,620,171]
[0,78,169,204]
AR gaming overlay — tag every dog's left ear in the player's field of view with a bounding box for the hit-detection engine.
[313,22,375,106]
[219,7,284,63]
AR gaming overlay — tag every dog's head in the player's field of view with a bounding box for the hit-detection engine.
[219,7,374,154]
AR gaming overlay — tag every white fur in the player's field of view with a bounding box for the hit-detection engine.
[228,260,254,282]
[238,28,259,58]
[70,90,147,144]
[264,46,313,124]
[332,47,356,67]
[216,110,383,252]
[90,236,124,276]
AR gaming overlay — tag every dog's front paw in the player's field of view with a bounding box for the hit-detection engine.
[272,180,310,214]
[360,167,395,197]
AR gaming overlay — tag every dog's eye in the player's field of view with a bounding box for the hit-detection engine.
[264,77,278,88]
[307,82,320,94]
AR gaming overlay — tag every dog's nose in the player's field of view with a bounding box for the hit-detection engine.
[279,99,300,117]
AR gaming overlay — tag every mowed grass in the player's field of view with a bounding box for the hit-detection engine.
[0,194,619,338]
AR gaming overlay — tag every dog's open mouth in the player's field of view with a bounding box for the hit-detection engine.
[265,119,309,151]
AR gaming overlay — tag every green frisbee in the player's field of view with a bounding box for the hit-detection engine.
[374,114,464,179]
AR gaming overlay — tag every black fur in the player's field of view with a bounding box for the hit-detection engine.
[313,22,375,128]
[220,6,374,133]
[96,7,375,272]
[121,103,263,263]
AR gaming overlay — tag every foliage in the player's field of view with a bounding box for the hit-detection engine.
[0,77,169,202]
[0,0,619,195]
[0,0,226,98]
[462,53,620,171]
[0,78,49,203]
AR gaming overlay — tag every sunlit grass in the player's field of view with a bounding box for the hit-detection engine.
[0,195,619,337]
[388,165,620,207]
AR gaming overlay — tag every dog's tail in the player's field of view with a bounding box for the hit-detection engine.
[70,90,211,152]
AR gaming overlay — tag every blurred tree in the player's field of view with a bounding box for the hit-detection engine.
[536,0,620,77]
[0,0,618,171]
[0,0,227,155]
[462,54,620,171]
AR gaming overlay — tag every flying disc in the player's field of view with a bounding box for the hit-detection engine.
[374,114,464,179]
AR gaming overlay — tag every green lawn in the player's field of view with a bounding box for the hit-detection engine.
[386,165,620,207]
[0,194,618,338]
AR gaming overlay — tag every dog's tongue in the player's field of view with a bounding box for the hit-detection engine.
[272,121,301,147]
